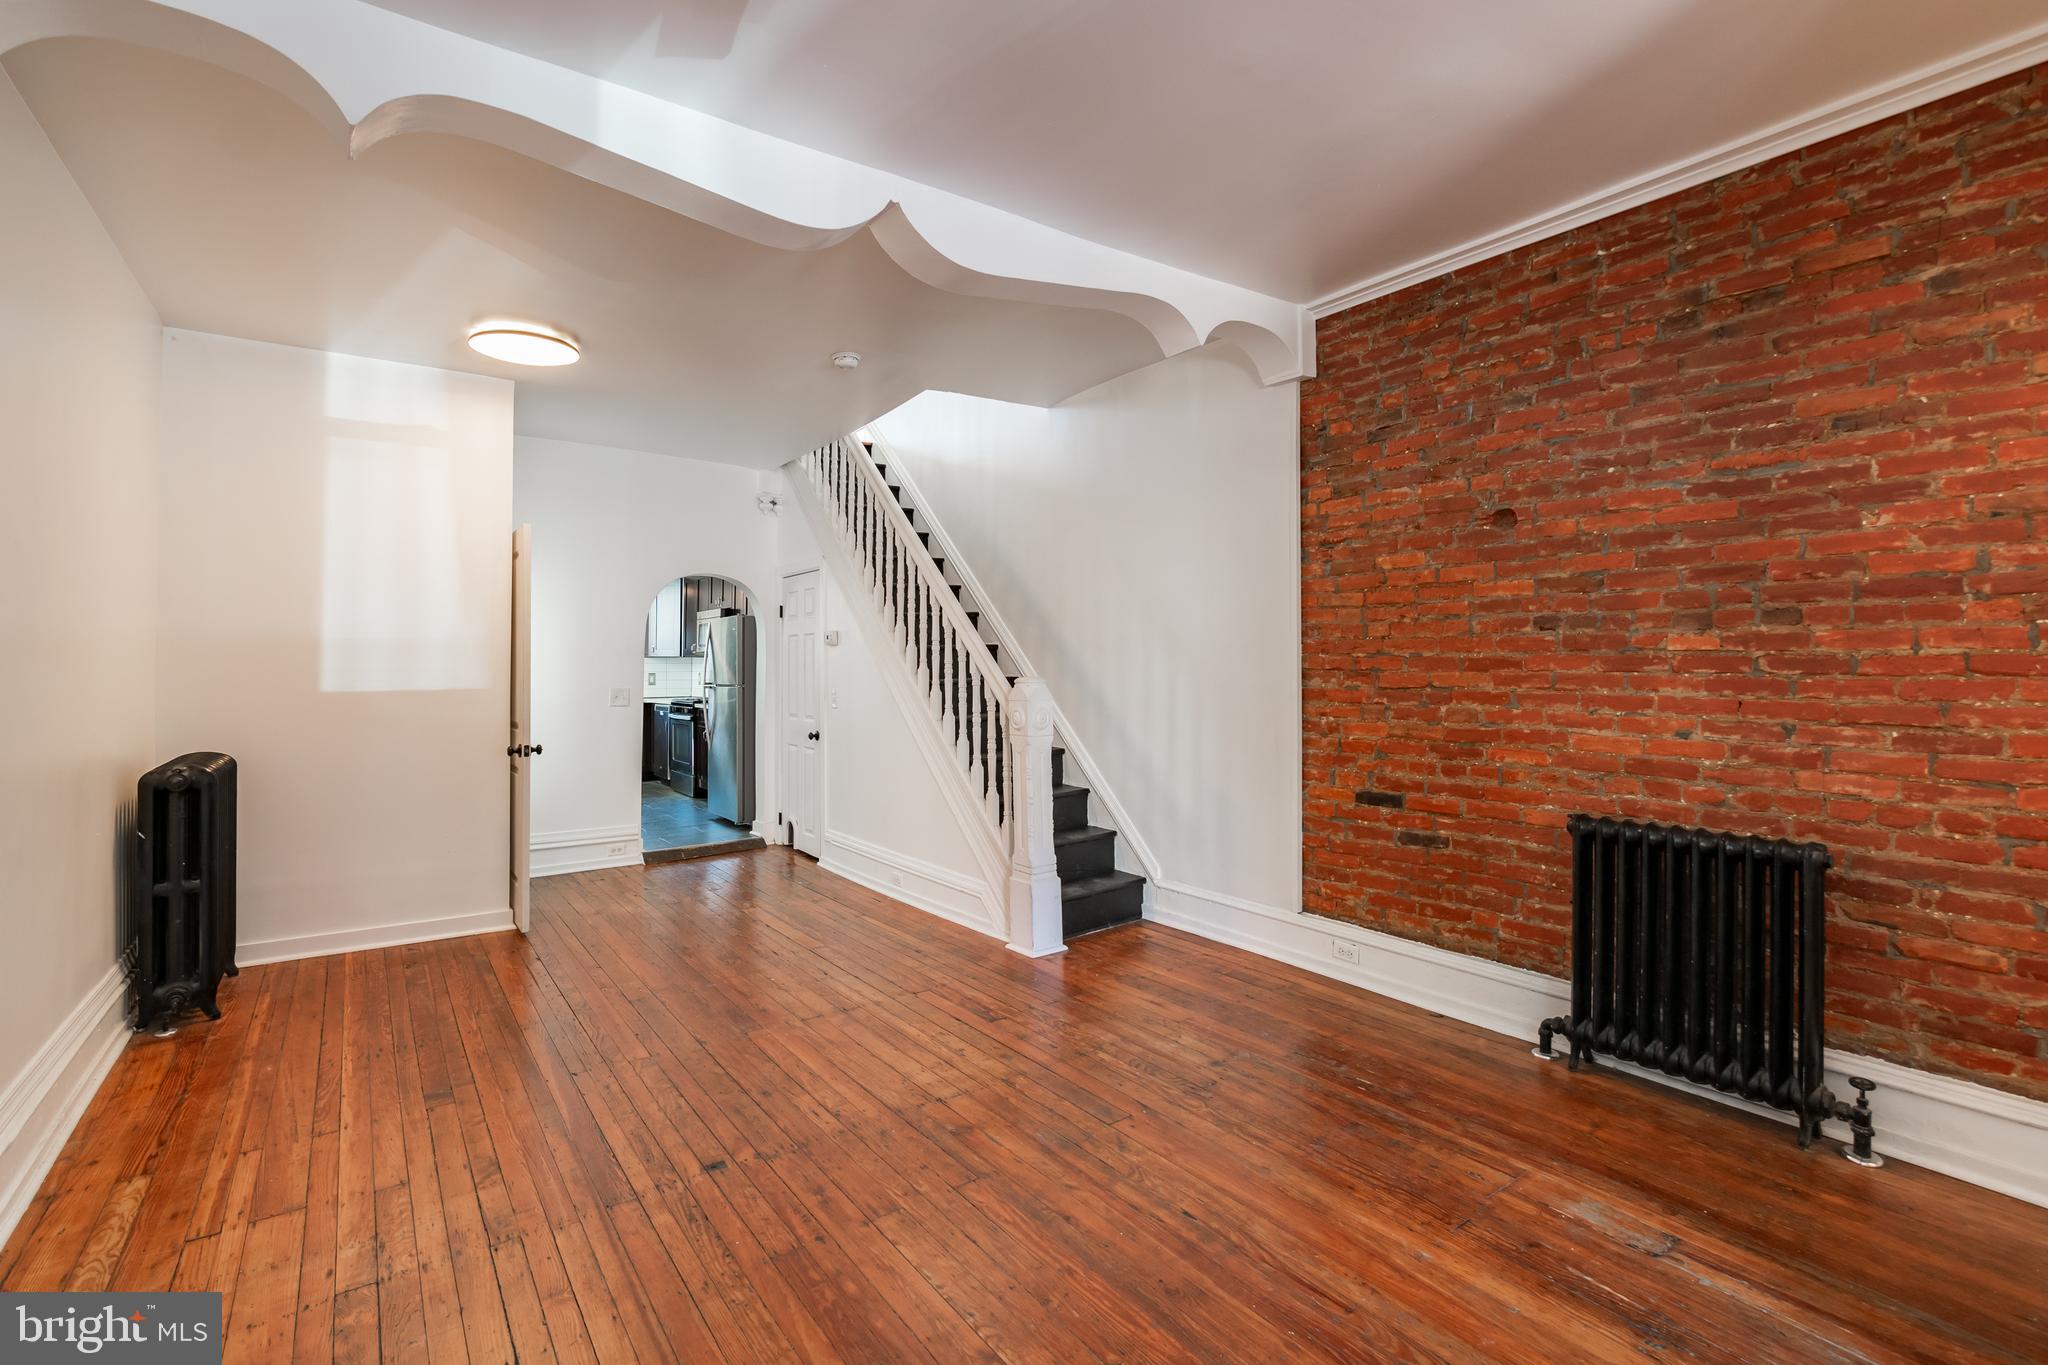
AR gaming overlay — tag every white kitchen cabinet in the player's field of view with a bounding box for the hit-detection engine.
[646,577,684,657]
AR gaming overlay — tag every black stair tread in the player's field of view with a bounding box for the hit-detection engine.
[1053,783,1089,799]
[1060,870,1146,900]
[1053,824,1116,846]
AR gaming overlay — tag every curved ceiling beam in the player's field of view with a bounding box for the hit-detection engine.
[351,96,1204,365]
[0,0,349,141]
[2,0,1310,386]
[347,95,872,257]
[1204,319,1316,390]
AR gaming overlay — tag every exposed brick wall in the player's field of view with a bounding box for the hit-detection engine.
[1301,69,2048,1099]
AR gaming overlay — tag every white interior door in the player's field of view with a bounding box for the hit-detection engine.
[782,570,823,856]
[510,523,533,932]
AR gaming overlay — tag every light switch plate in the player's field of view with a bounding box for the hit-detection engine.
[647,671,657,686]
[610,687,632,707]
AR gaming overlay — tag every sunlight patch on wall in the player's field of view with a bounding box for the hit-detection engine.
[319,353,487,692]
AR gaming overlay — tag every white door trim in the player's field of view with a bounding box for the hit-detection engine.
[781,566,825,856]
[510,523,533,933]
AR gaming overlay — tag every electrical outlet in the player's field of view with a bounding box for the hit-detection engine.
[1332,939,1360,965]
[607,843,628,857]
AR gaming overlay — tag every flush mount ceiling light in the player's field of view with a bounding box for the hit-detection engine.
[467,323,580,367]
[831,351,861,370]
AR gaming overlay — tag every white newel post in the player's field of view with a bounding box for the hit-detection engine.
[1005,677,1065,957]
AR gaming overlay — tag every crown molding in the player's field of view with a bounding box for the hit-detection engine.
[1310,20,2048,321]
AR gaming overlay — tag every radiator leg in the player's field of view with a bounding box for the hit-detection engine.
[1535,1016,1567,1060]
[1837,1077,1882,1168]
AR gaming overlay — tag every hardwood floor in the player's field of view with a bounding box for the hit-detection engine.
[5,850,2045,1362]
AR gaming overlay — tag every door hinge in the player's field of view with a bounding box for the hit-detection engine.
[778,604,785,617]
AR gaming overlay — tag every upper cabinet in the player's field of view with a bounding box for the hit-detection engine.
[646,577,686,657]
[699,576,750,616]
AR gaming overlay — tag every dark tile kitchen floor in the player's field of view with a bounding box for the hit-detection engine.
[641,781,764,861]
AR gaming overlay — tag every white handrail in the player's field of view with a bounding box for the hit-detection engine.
[830,437,1011,706]
[801,437,1015,839]
[861,425,1163,885]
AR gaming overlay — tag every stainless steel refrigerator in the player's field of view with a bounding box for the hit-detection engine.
[703,612,756,825]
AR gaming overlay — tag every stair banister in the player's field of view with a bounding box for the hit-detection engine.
[857,425,1163,888]
[1005,678,1063,956]
[837,435,1008,703]
[802,440,1052,936]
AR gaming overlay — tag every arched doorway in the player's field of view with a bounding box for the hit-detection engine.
[640,573,767,861]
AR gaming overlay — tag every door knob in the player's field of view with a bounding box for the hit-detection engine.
[505,743,545,758]
[807,730,820,741]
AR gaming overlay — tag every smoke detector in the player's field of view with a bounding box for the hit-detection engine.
[831,351,861,370]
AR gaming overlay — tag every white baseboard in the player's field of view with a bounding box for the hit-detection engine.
[0,967,131,1248]
[820,831,1005,939]
[237,908,516,967]
[532,825,643,878]
[1149,882,2048,1210]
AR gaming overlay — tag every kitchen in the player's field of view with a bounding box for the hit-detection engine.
[641,573,764,861]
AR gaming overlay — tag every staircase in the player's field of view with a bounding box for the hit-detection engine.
[1051,744,1146,936]
[796,435,1145,944]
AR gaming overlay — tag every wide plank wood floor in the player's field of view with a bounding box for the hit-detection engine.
[5,849,2045,1361]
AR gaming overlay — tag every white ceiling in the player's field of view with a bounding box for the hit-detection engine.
[5,37,1161,465]
[363,0,2048,304]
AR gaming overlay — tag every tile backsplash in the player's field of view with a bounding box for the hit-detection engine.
[645,655,703,697]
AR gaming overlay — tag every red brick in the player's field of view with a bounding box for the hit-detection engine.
[1302,65,2048,1104]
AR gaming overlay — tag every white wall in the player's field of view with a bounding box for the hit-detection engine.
[0,67,162,1231]
[513,436,785,874]
[874,344,1302,914]
[156,331,514,959]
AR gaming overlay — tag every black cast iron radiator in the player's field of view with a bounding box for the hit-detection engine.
[1536,814,1880,1163]
[128,753,239,1035]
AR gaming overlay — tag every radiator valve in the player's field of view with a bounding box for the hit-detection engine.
[1834,1076,1881,1167]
